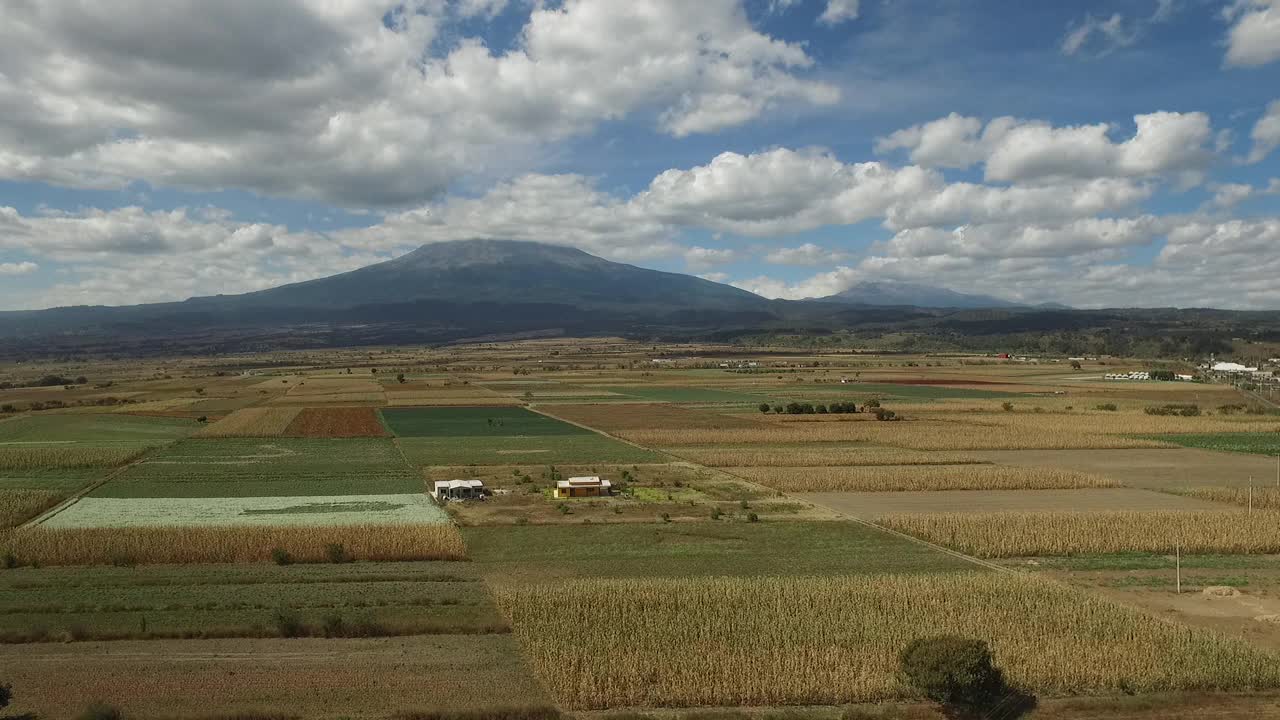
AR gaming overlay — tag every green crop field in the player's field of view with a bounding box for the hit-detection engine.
[0,413,198,445]
[91,438,421,497]
[465,521,973,583]
[0,561,505,642]
[42,492,451,528]
[0,468,112,493]
[381,406,588,437]
[1150,432,1280,455]
[596,386,775,403]
[398,434,664,466]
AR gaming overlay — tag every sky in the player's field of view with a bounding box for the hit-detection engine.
[0,0,1278,311]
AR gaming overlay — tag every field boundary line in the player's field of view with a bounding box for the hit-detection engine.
[20,453,153,528]
[1236,385,1280,411]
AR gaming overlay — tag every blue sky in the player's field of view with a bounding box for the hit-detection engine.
[0,0,1277,310]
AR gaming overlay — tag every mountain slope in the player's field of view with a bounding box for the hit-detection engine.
[207,239,763,312]
[818,280,1021,309]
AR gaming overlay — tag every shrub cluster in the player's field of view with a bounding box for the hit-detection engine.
[1144,403,1200,417]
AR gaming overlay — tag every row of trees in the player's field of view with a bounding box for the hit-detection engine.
[758,401,861,415]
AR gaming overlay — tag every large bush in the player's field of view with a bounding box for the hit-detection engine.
[899,635,1034,719]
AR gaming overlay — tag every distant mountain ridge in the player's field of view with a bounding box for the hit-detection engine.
[818,280,1038,309]
[197,239,765,312]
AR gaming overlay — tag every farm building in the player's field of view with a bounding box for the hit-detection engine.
[432,479,485,501]
[553,475,612,499]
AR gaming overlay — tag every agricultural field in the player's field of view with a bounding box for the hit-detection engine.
[387,406,666,465]
[880,510,1280,556]
[1156,432,1280,456]
[6,341,1280,718]
[729,464,1118,492]
[0,561,503,642]
[805,489,1228,519]
[0,635,551,719]
[497,572,1280,709]
[88,438,421,498]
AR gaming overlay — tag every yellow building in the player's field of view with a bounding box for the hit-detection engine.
[553,475,612,499]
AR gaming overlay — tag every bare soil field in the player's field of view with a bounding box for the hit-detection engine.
[283,406,389,437]
[800,488,1231,519]
[970,448,1280,489]
[0,635,550,719]
[1056,571,1280,653]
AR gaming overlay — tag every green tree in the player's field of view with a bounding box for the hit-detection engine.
[899,636,1034,720]
[0,681,11,709]
[758,402,771,413]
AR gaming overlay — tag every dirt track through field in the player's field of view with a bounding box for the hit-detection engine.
[799,488,1232,519]
[971,448,1280,489]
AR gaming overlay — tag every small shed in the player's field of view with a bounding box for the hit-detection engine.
[553,475,612,499]
[432,479,485,501]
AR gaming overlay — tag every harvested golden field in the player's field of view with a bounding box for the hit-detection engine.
[497,572,1280,709]
[1173,486,1280,510]
[922,412,1280,436]
[879,510,1280,557]
[288,379,383,395]
[5,523,467,565]
[664,445,985,467]
[622,422,1170,450]
[0,445,144,469]
[192,407,301,437]
[282,406,389,437]
[728,465,1118,492]
[386,394,519,407]
[0,489,63,528]
[269,392,386,406]
[543,403,762,431]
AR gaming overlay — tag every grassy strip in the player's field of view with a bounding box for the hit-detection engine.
[496,572,1280,709]
[4,523,467,566]
[728,465,1117,492]
[878,510,1280,557]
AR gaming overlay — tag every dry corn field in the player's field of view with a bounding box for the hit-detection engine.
[878,510,1280,557]
[193,407,301,438]
[727,465,1118,492]
[920,412,1280,436]
[1172,486,1280,510]
[497,572,1280,709]
[5,523,467,565]
[621,423,1170,450]
[0,490,64,528]
[0,446,145,469]
[663,445,985,467]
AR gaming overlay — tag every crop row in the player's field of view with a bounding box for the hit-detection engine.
[727,465,1118,492]
[496,572,1280,709]
[878,510,1280,557]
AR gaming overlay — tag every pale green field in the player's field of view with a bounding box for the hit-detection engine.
[40,493,450,528]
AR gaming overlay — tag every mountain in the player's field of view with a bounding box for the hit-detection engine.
[210,239,764,312]
[818,280,1022,309]
[0,240,775,352]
